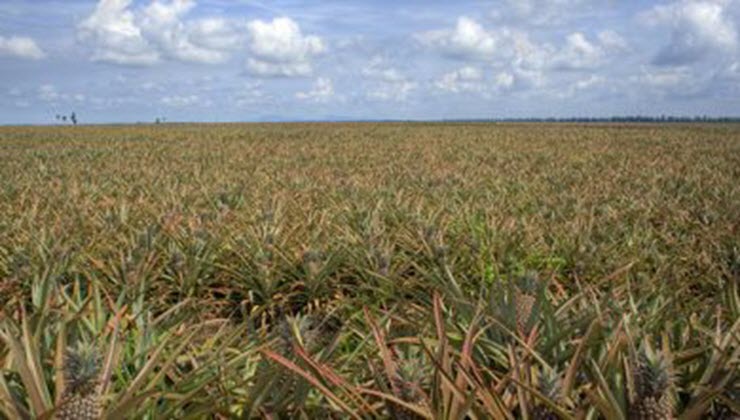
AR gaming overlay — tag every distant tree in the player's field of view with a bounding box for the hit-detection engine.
[155,118,161,124]
[70,112,77,125]
[62,115,67,122]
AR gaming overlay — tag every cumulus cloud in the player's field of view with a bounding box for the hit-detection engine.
[416,17,497,59]
[497,0,601,26]
[495,72,515,88]
[626,65,720,99]
[78,0,242,65]
[362,58,407,82]
[78,0,159,65]
[189,18,244,51]
[434,66,484,93]
[231,82,270,107]
[161,94,202,107]
[419,17,625,74]
[0,35,45,59]
[366,81,417,102]
[139,0,238,64]
[597,30,629,52]
[296,77,334,102]
[725,61,740,80]
[632,66,695,88]
[641,0,738,66]
[246,17,325,77]
[38,84,59,102]
[362,57,417,101]
[573,75,605,90]
[37,84,86,103]
[552,32,605,70]
[555,74,607,98]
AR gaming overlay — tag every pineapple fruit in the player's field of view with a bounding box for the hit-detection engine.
[514,273,540,338]
[629,344,674,420]
[55,343,102,420]
[532,370,563,420]
[386,355,426,420]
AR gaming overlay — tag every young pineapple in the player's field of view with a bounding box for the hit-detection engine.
[55,343,102,420]
[384,355,426,420]
[298,313,342,354]
[532,370,564,420]
[250,312,343,415]
[514,273,539,338]
[629,345,674,420]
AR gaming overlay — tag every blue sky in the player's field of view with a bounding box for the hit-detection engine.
[1,0,739,123]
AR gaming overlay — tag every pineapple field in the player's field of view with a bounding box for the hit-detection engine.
[0,122,738,419]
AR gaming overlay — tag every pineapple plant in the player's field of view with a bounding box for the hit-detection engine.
[628,343,674,420]
[246,311,343,416]
[55,343,102,420]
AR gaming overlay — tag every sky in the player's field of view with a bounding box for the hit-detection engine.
[1,0,739,124]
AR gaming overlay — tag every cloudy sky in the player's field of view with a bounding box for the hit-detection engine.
[1,0,739,124]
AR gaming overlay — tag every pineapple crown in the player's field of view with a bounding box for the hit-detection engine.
[515,271,540,296]
[538,370,563,403]
[633,344,673,399]
[392,359,427,403]
[301,249,323,265]
[280,312,342,354]
[63,342,101,394]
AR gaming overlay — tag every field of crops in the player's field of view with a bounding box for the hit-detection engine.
[0,122,738,419]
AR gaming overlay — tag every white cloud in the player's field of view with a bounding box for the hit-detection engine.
[367,82,417,102]
[417,18,554,90]
[416,16,497,59]
[38,84,59,102]
[633,66,694,88]
[37,84,86,103]
[573,75,605,90]
[362,56,417,101]
[231,82,269,107]
[78,0,242,65]
[641,0,738,65]
[161,94,201,107]
[628,65,714,98]
[495,72,515,88]
[78,0,159,65]
[418,17,622,74]
[139,0,237,64]
[0,35,45,59]
[725,61,740,79]
[246,59,313,77]
[552,32,605,70]
[535,31,627,71]
[362,57,407,82]
[498,0,599,26]
[434,66,484,93]
[296,77,334,102]
[492,68,545,92]
[552,74,607,99]
[598,30,629,52]
[246,17,325,77]
[188,18,244,50]
[507,30,552,70]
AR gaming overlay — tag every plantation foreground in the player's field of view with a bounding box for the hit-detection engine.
[0,122,738,419]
